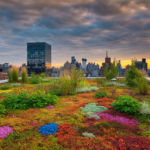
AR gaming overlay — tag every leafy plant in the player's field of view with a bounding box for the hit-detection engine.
[40,73,46,78]
[21,67,27,82]
[60,75,71,95]
[68,91,77,95]
[69,68,84,91]
[1,86,9,90]
[29,73,40,84]
[104,58,119,80]
[95,90,108,98]
[1,91,58,109]
[49,89,63,96]
[125,59,143,87]
[136,77,149,95]
[0,104,7,114]
[111,95,141,115]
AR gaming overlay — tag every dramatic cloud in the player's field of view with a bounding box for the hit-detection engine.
[0,0,150,68]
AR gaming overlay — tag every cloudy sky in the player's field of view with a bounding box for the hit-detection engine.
[0,0,150,68]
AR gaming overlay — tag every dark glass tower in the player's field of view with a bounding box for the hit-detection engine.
[27,42,51,76]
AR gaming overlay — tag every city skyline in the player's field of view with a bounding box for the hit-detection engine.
[0,0,150,68]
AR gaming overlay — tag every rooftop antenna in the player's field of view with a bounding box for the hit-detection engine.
[106,51,108,58]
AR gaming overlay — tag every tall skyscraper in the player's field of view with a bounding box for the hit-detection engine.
[71,56,75,64]
[82,58,87,71]
[27,42,51,76]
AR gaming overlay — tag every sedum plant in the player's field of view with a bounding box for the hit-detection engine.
[82,132,95,137]
[138,100,150,116]
[111,95,140,115]
[79,103,108,113]
[75,86,98,93]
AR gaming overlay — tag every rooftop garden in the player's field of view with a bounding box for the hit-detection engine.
[0,60,150,150]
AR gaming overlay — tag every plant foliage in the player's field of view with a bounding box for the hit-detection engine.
[95,90,108,98]
[111,95,141,115]
[1,91,58,109]
[104,58,119,80]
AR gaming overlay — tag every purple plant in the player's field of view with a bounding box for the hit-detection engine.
[0,126,14,139]
[112,89,114,94]
[94,113,139,126]
[46,105,54,109]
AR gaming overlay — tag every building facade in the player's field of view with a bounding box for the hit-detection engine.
[135,58,147,71]
[27,42,51,76]
[82,58,87,71]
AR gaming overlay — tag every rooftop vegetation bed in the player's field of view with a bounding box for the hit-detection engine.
[0,65,150,149]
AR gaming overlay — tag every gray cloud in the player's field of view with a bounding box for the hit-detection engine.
[0,0,150,67]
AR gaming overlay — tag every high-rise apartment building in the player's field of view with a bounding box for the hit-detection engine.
[27,42,51,76]
[82,58,87,71]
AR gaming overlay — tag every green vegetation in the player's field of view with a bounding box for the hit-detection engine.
[95,90,108,98]
[136,76,149,95]
[8,66,19,83]
[125,59,143,87]
[40,73,46,78]
[21,67,28,82]
[111,95,141,115]
[49,89,63,96]
[1,91,58,109]
[104,58,119,80]
[0,86,9,90]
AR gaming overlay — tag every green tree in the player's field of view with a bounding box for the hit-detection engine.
[125,59,143,87]
[104,58,119,80]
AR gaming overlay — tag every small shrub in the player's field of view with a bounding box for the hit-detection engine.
[78,79,90,88]
[125,59,143,87]
[1,91,58,109]
[95,90,108,98]
[60,75,71,95]
[111,95,140,115]
[1,86,9,90]
[69,68,84,91]
[49,89,63,96]
[136,77,149,95]
[40,73,46,78]
[21,67,27,82]
[68,91,77,95]
[0,104,7,114]
[104,58,119,80]
[12,66,19,82]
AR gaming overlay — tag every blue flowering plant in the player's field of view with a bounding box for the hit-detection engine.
[38,123,58,136]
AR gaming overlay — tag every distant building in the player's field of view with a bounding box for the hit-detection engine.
[100,51,111,76]
[117,60,123,77]
[87,62,99,77]
[27,42,51,76]
[82,58,87,71]
[3,63,9,72]
[51,68,60,77]
[0,72,7,80]
[135,58,147,71]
